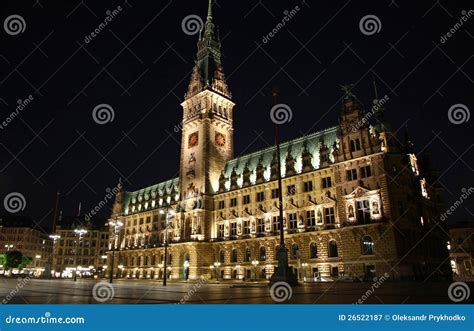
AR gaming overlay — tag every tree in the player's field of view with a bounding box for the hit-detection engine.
[18,256,32,270]
[4,250,23,270]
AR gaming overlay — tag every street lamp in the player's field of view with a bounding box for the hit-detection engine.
[213,262,221,281]
[4,244,13,251]
[107,218,123,284]
[301,262,308,282]
[46,234,60,279]
[160,208,175,286]
[251,260,259,280]
[73,228,87,281]
[269,88,297,286]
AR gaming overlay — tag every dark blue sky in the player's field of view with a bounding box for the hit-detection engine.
[0,0,472,229]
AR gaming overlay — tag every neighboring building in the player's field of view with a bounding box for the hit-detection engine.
[0,218,52,276]
[449,223,474,282]
[107,2,450,282]
[51,216,109,278]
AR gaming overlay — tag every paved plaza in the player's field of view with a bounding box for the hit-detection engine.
[0,278,469,304]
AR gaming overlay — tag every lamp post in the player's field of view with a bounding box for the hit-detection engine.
[251,260,259,280]
[302,262,308,283]
[73,229,87,281]
[44,234,60,279]
[160,209,175,286]
[108,218,123,284]
[213,262,221,281]
[269,88,298,286]
[4,244,13,251]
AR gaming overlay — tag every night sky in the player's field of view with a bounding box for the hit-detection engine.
[0,0,472,230]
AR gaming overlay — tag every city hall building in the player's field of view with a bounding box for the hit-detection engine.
[107,2,450,282]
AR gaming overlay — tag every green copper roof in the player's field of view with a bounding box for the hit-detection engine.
[123,178,179,215]
[220,126,339,189]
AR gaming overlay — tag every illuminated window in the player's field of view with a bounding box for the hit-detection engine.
[288,213,298,229]
[259,247,266,261]
[243,220,250,235]
[257,218,265,233]
[218,224,224,238]
[306,210,316,227]
[361,236,374,255]
[230,222,237,236]
[324,207,335,224]
[272,216,280,232]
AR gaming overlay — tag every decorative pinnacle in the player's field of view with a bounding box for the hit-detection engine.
[207,0,213,21]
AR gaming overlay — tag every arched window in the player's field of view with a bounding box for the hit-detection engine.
[328,240,338,257]
[291,244,299,259]
[361,236,374,255]
[310,242,318,259]
[259,247,266,261]
[231,249,238,263]
[219,250,225,263]
[245,247,251,262]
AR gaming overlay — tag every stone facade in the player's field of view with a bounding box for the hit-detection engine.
[106,2,450,283]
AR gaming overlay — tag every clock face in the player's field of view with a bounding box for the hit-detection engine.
[188,132,198,148]
[215,132,226,147]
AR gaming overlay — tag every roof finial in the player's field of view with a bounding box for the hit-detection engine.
[207,0,213,21]
[372,73,379,102]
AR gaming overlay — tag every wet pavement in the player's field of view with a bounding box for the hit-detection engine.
[0,278,466,304]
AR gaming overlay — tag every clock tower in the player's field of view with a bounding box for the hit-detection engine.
[178,0,235,240]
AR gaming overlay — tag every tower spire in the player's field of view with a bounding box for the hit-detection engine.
[184,0,230,100]
[207,0,213,21]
